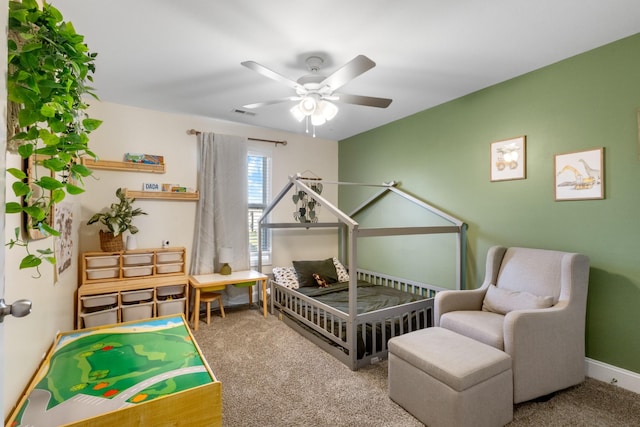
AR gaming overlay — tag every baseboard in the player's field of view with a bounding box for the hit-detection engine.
[586,357,640,394]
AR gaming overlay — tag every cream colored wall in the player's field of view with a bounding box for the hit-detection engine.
[3,100,338,416]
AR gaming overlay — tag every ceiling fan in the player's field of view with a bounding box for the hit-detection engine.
[241,55,392,134]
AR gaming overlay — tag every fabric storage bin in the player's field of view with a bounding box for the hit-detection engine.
[122,265,153,277]
[81,293,118,309]
[86,267,119,280]
[122,252,153,266]
[157,284,185,298]
[85,255,119,268]
[121,301,154,322]
[156,263,182,274]
[121,289,154,304]
[156,297,186,316]
[157,251,183,263]
[80,306,118,328]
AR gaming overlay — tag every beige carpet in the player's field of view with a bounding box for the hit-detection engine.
[192,308,640,427]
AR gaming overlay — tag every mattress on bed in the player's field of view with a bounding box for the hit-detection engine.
[294,280,427,314]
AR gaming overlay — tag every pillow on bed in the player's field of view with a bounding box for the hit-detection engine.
[482,284,554,315]
[272,267,299,289]
[293,258,339,287]
[332,257,350,282]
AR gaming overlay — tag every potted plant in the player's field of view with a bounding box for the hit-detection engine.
[87,188,147,251]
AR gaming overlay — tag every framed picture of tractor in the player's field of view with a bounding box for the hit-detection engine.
[490,135,526,182]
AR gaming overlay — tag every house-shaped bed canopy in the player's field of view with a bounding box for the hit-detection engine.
[258,173,467,288]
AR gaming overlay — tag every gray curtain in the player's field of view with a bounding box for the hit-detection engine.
[190,132,249,277]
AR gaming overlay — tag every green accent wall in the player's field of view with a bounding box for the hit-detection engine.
[339,33,640,374]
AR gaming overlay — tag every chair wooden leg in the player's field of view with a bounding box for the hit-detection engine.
[218,296,225,318]
[206,301,211,325]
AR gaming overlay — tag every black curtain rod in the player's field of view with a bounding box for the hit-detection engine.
[186,129,287,146]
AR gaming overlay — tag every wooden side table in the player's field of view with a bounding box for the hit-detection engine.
[189,270,268,331]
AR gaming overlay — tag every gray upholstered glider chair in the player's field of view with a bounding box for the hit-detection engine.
[434,246,590,403]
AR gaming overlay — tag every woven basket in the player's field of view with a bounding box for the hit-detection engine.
[99,230,124,252]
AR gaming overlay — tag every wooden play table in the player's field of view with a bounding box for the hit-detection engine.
[6,315,221,427]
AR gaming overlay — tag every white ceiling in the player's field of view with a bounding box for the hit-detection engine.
[58,0,640,141]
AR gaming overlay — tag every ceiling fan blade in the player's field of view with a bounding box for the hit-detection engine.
[242,96,300,109]
[319,55,376,91]
[241,61,303,91]
[334,93,392,108]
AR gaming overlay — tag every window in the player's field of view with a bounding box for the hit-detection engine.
[248,152,272,267]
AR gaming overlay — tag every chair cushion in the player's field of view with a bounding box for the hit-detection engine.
[233,281,257,288]
[440,311,505,350]
[482,284,554,315]
[495,248,566,302]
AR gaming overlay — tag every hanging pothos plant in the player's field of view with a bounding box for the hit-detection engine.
[5,0,101,276]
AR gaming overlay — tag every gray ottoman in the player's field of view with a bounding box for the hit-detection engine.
[388,327,513,427]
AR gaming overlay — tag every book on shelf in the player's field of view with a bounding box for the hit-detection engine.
[124,153,164,165]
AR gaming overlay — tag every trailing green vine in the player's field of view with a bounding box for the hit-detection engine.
[5,0,101,276]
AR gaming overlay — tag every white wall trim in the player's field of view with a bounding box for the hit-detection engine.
[586,357,640,394]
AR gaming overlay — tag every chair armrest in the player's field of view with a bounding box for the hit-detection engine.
[434,287,487,326]
[504,301,580,351]
[503,301,586,402]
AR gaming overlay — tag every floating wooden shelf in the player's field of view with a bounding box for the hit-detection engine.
[125,189,200,201]
[82,158,166,173]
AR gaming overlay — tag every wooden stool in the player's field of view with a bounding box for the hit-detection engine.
[192,292,225,325]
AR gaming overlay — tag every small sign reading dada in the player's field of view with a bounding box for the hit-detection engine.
[142,182,162,192]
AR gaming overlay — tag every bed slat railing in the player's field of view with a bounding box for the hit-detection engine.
[356,269,446,298]
[355,301,433,365]
[272,281,350,348]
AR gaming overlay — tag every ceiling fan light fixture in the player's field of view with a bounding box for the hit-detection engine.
[290,104,305,122]
[298,95,317,116]
[311,113,326,126]
[318,100,338,121]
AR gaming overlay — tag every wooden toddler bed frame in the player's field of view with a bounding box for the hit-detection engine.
[259,175,467,370]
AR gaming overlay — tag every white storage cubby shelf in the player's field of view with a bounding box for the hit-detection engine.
[77,247,189,329]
